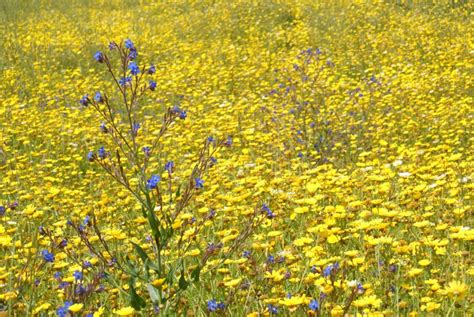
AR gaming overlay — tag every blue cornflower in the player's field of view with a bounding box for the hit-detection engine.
[79,94,90,106]
[73,270,83,281]
[87,151,95,162]
[165,161,174,173]
[42,250,54,263]
[207,299,218,312]
[149,80,157,91]
[0,206,5,216]
[97,147,107,159]
[94,51,104,63]
[83,215,91,226]
[119,76,132,87]
[148,64,156,74]
[94,91,103,103]
[268,304,278,315]
[124,39,135,49]
[195,177,204,189]
[262,204,275,219]
[179,110,187,119]
[147,175,160,190]
[309,299,319,311]
[128,62,140,75]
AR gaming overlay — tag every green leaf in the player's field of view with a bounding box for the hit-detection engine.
[178,271,188,290]
[191,267,201,282]
[129,278,146,310]
[146,283,160,304]
[131,242,149,263]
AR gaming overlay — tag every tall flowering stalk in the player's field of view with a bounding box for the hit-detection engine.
[75,39,239,313]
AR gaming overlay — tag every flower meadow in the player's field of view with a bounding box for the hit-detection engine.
[0,1,473,316]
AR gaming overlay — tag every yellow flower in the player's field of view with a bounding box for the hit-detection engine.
[113,306,135,316]
[444,281,468,299]
[68,303,83,313]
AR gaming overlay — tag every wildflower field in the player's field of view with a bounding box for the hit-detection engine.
[0,0,473,316]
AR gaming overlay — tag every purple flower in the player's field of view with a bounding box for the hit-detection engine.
[147,175,160,190]
[262,204,275,219]
[142,146,151,158]
[132,122,140,136]
[79,94,90,106]
[0,206,5,217]
[94,51,104,63]
[129,49,138,60]
[195,177,204,189]
[165,161,174,173]
[268,304,278,315]
[128,62,140,75]
[148,64,156,74]
[224,136,233,147]
[179,110,187,119]
[97,147,107,159]
[100,123,108,133]
[149,80,157,91]
[87,151,95,162]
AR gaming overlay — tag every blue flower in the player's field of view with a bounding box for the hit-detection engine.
[73,270,83,281]
[309,299,319,311]
[148,64,156,74]
[87,151,95,162]
[56,301,72,317]
[179,110,187,119]
[132,122,140,136]
[42,250,54,262]
[100,123,108,133]
[94,51,104,63]
[97,147,107,159]
[262,204,275,219]
[195,177,204,189]
[119,76,132,87]
[129,49,138,60]
[0,206,5,217]
[207,136,215,143]
[79,94,90,106]
[128,62,140,75]
[83,260,92,269]
[165,161,174,173]
[147,175,160,190]
[268,304,278,315]
[124,39,135,49]
[207,299,218,312]
[94,92,103,103]
[323,263,339,277]
[224,136,233,146]
[243,250,251,258]
[149,80,157,91]
[142,146,151,157]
